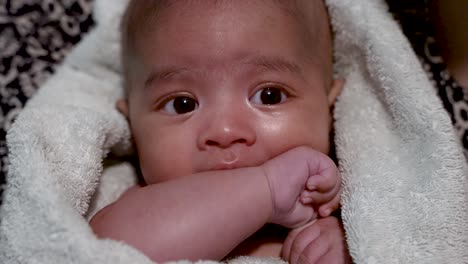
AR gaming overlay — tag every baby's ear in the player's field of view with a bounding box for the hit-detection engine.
[328,79,345,106]
[116,99,129,118]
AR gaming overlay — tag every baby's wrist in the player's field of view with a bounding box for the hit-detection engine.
[258,162,277,225]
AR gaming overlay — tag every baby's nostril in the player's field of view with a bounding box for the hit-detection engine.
[232,139,246,144]
[206,138,246,147]
[206,140,218,146]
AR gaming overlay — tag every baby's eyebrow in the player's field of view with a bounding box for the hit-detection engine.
[144,67,190,89]
[243,55,303,75]
[144,56,302,89]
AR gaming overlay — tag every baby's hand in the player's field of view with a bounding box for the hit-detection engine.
[281,217,352,264]
[262,146,341,228]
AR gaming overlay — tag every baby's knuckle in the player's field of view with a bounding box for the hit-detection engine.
[293,145,310,156]
[298,250,317,264]
[325,215,340,225]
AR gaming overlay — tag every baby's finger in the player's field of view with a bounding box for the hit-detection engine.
[306,169,341,193]
[283,222,314,261]
[300,188,337,206]
[318,192,341,217]
[295,231,329,264]
[279,202,317,229]
[312,219,352,264]
[300,190,314,204]
[287,222,321,264]
[282,227,301,261]
[301,187,337,205]
[306,175,342,205]
[315,246,353,264]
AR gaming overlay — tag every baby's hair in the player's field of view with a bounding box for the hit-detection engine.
[120,1,167,95]
[121,0,333,94]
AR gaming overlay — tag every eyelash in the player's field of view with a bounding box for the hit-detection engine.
[154,93,197,111]
[154,83,294,114]
[250,84,293,104]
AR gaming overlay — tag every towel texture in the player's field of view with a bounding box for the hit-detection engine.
[1,0,467,263]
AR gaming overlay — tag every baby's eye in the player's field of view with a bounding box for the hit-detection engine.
[251,87,288,105]
[160,96,198,115]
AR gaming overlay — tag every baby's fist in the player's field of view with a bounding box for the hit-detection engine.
[262,147,341,228]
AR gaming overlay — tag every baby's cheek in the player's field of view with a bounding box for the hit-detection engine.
[264,124,330,158]
[138,144,195,185]
[140,158,185,185]
[291,118,331,154]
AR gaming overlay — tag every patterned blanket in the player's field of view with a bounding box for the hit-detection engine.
[0,0,94,194]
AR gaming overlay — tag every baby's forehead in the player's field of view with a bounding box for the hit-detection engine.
[123,0,333,81]
[126,0,329,33]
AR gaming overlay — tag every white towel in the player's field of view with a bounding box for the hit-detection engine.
[1,0,467,263]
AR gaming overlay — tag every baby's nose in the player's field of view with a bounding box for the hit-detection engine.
[204,127,252,148]
[197,113,256,149]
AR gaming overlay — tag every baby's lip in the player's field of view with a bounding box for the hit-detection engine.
[211,162,242,170]
[197,146,266,172]
[204,148,246,171]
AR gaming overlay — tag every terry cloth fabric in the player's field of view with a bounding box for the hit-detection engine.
[1,0,467,263]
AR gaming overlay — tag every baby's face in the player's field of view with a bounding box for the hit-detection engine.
[121,1,343,184]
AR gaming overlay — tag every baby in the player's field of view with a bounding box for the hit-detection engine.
[90,0,350,263]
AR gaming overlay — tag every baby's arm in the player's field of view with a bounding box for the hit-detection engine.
[89,147,338,262]
[90,166,273,262]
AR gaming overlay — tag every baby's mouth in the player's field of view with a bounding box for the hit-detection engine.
[197,147,267,172]
[222,149,238,163]
[212,150,240,170]
[204,149,245,171]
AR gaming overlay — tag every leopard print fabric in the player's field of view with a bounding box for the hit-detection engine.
[0,0,95,195]
[388,0,468,160]
[421,38,468,160]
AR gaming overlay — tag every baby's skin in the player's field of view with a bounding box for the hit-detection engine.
[90,147,345,262]
[91,0,352,263]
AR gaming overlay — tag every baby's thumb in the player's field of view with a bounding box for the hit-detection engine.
[283,204,317,229]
